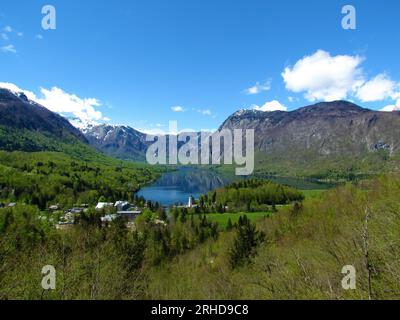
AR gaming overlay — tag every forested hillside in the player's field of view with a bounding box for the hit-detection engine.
[145,175,400,300]
[0,151,161,209]
[0,88,92,157]
[1,174,399,299]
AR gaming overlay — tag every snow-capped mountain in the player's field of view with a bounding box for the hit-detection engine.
[82,124,149,161]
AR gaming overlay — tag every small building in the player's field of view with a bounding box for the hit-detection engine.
[7,203,16,208]
[114,201,130,211]
[70,208,84,214]
[117,210,141,221]
[96,202,114,211]
[49,204,61,211]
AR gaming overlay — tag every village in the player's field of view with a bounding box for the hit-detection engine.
[51,200,142,229]
[47,195,198,230]
[0,194,200,231]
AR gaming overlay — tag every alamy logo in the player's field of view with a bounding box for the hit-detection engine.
[42,5,56,30]
[341,265,356,290]
[41,265,56,290]
[341,5,356,30]
[146,121,254,176]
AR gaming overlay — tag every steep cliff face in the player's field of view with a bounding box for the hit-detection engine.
[220,101,400,158]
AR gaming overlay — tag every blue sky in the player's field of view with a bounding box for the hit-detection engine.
[1,0,400,132]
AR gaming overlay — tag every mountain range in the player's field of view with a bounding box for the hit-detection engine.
[221,101,400,156]
[83,124,149,161]
[1,87,400,176]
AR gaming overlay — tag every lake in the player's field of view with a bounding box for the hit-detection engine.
[136,167,334,206]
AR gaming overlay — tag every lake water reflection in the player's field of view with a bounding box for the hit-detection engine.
[136,167,334,206]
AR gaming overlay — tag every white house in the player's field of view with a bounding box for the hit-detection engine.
[95,202,114,211]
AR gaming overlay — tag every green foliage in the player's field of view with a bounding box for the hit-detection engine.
[143,174,400,300]
[144,213,219,265]
[226,218,233,231]
[0,151,161,209]
[2,147,400,299]
[0,205,146,299]
[135,208,157,226]
[253,150,400,180]
[0,125,108,161]
[206,211,272,230]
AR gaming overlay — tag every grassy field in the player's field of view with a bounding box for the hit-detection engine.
[301,189,326,199]
[206,189,327,229]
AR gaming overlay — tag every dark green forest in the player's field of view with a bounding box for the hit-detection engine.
[197,179,304,213]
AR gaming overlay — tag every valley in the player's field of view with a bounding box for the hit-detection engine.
[0,87,399,300]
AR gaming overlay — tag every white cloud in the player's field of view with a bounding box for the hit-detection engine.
[36,34,43,40]
[381,99,400,112]
[197,109,212,116]
[171,105,184,112]
[282,50,365,102]
[1,44,16,53]
[0,83,108,126]
[1,25,23,41]
[0,82,36,100]
[356,74,398,102]
[245,81,271,95]
[36,87,104,123]
[252,100,287,112]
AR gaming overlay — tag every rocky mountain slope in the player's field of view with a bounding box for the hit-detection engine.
[221,101,400,157]
[83,124,149,161]
[82,101,400,175]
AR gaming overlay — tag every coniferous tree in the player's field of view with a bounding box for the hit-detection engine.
[230,216,265,269]
[226,218,233,231]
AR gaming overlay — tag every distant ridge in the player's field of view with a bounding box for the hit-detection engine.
[221,100,400,157]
